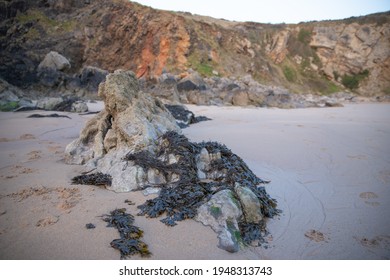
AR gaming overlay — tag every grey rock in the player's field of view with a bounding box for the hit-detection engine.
[232,91,249,106]
[65,70,180,192]
[71,100,89,113]
[142,187,161,196]
[195,189,242,253]
[78,66,108,93]
[177,72,206,92]
[234,183,263,223]
[36,97,64,110]
[38,51,71,72]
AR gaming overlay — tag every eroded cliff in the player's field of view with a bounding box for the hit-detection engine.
[0,0,389,96]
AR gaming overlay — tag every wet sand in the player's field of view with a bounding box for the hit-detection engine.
[0,103,389,259]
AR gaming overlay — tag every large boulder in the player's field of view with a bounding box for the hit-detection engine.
[65,70,180,192]
[38,51,71,72]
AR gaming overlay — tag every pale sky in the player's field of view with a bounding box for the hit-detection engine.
[131,0,390,24]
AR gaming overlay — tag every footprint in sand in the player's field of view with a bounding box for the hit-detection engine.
[356,235,390,250]
[11,165,37,175]
[305,229,328,242]
[359,192,380,206]
[27,150,42,160]
[36,215,59,227]
[19,134,35,140]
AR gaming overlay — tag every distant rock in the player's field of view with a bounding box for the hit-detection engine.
[35,96,88,113]
[78,66,108,93]
[164,104,211,128]
[177,72,207,92]
[232,91,249,106]
[38,51,71,72]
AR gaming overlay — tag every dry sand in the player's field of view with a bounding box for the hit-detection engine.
[0,103,389,260]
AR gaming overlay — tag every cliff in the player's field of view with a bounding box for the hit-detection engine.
[1,0,389,96]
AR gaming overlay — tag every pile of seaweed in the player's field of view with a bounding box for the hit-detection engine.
[72,131,280,247]
[164,104,211,128]
[102,208,151,259]
[126,131,280,246]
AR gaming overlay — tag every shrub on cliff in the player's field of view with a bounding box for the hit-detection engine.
[341,70,369,90]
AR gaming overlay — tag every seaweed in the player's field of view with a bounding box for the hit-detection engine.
[130,131,280,246]
[85,223,96,229]
[73,130,279,249]
[71,172,112,187]
[125,199,135,206]
[27,113,71,119]
[239,222,267,246]
[164,104,211,128]
[102,208,151,258]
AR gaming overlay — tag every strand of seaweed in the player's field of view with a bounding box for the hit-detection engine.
[102,208,151,259]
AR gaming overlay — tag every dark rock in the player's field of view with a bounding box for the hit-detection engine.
[37,67,64,88]
[0,0,28,21]
[164,104,211,128]
[78,66,108,93]
[85,223,96,229]
[177,72,207,92]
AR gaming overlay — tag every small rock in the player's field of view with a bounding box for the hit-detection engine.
[234,183,263,223]
[85,223,96,229]
[71,100,89,113]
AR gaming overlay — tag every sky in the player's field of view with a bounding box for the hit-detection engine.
[131,0,390,24]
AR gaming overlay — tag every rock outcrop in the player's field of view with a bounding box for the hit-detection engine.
[65,70,180,192]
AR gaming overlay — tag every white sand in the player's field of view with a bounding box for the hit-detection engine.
[0,103,389,259]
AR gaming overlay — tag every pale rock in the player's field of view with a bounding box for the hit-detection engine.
[38,51,71,71]
[232,91,249,106]
[65,70,180,192]
[36,97,63,110]
[234,183,263,223]
[196,148,210,180]
[70,100,88,113]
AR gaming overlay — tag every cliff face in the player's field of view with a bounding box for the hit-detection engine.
[1,0,389,96]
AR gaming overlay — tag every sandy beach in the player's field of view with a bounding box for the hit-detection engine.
[0,103,389,260]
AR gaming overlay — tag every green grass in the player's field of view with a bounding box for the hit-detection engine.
[298,28,311,44]
[187,52,215,77]
[283,66,297,82]
[0,101,19,112]
[16,9,76,35]
[341,70,369,90]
